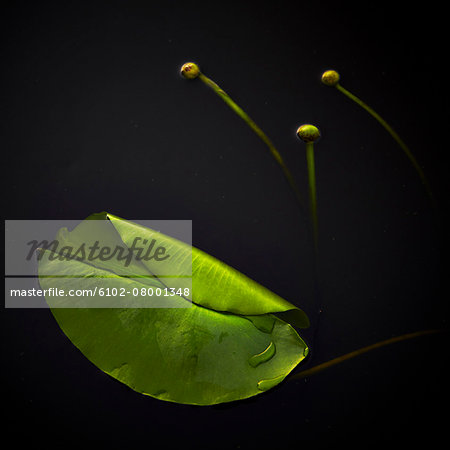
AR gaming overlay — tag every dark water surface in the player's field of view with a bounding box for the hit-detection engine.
[2,1,448,447]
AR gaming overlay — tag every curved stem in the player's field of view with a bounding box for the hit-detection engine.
[335,83,436,207]
[197,72,305,209]
[290,329,444,380]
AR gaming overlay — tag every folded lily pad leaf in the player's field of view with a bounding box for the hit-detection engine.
[38,212,309,405]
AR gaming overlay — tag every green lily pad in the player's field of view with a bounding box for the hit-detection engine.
[38,212,309,405]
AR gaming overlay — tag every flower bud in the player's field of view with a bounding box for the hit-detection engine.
[180,62,201,79]
[296,124,321,143]
[321,70,340,87]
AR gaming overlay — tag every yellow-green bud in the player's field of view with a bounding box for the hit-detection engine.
[321,70,340,87]
[180,62,201,79]
[296,124,321,143]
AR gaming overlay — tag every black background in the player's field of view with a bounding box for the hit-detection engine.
[1,1,448,448]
